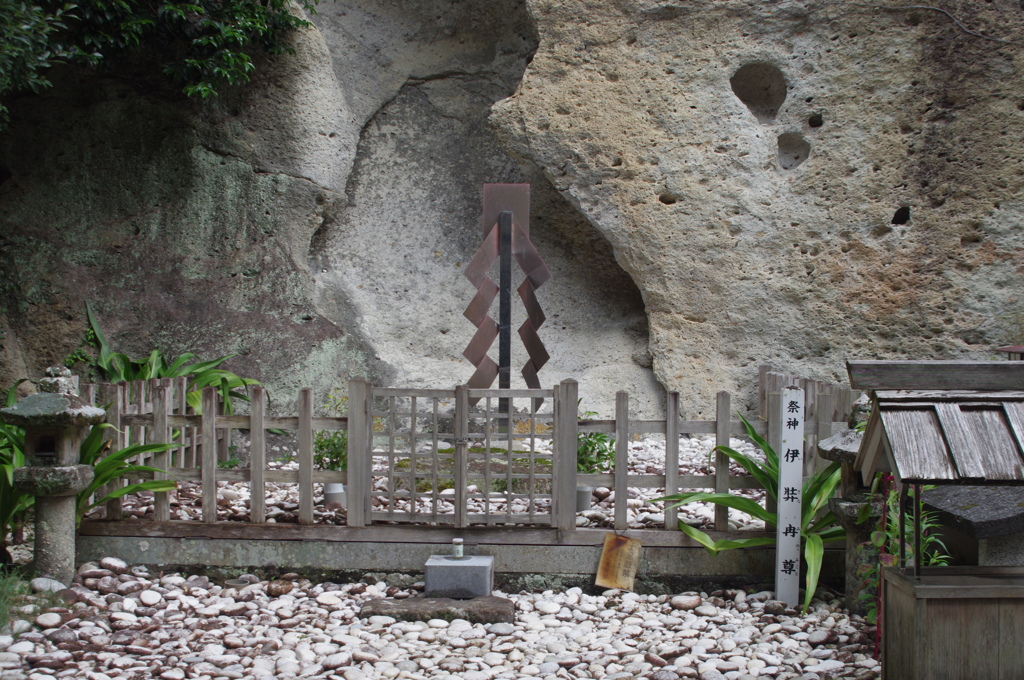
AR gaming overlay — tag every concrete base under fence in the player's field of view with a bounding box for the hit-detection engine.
[77,522,844,590]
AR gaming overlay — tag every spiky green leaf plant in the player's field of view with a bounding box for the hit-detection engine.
[655,414,844,613]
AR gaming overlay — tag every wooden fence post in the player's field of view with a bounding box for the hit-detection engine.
[201,387,217,523]
[180,377,196,469]
[614,391,629,531]
[98,383,124,521]
[766,391,781,516]
[130,380,144,447]
[454,385,469,529]
[665,391,680,531]
[758,365,771,419]
[152,385,171,522]
[250,386,266,524]
[555,379,578,533]
[217,391,231,464]
[346,379,369,528]
[802,379,819,473]
[714,391,731,532]
[809,391,835,476]
[298,388,314,525]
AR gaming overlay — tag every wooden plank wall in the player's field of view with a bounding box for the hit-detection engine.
[77,378,847,538]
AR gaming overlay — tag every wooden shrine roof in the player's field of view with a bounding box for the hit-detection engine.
[855,391,1024,485]
[848,362,1024,486]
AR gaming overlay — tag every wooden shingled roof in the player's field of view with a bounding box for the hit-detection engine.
[848,361,1024,486]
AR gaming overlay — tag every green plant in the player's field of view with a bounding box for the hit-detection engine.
[855,476,950,624]
[217,457,241,470]
[655,414,844,614]
[0,571,30,631]
[0,1,90,126]
[75,424,177,525]
[0,378,178,541]
[0,382,32,565]
[0,424,31,566]
[0,0,318,128]
[577,404,615,474]
[80,303,259,414]
[313,391,348,472]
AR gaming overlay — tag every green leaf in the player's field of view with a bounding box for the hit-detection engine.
[83,480,176,521]
[143,349,164,379]
[179,355,236,376]
[677,522,723,555]
[737,413,778,471]
[85,302,113,367]
[856,498,876,525]
[162,352,199,376]
[657,491,776,525]
[802,533,824,614]
[802,462,842,527]
[712,445,775,499]
[677,522,777,556]
[3,379,30,408]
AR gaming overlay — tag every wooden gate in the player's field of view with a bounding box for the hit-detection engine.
[345,380,578,529]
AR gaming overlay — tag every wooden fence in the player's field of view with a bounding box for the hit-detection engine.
[77,377,848,537]
[758,365,861,475]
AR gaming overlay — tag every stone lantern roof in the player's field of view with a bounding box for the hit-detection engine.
[0,392,106,430]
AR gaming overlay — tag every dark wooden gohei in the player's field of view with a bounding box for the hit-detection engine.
[463,184,550,410]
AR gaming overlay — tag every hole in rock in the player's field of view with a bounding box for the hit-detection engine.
[658,193,677,205]
[730,62,788,124]
[808,113,824,128]
[777,132,811,169]
[891,206,911,224]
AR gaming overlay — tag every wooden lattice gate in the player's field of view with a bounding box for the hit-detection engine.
[346,381,578,529]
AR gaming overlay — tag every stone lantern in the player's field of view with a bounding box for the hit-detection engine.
[1,367,105,584]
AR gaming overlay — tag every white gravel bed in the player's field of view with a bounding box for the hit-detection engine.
[82,436,770,533]
[0,557,880,680]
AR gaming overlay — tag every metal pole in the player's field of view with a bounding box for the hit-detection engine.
[898,484,908,570]
[498,211,512,422]
[913,484,922,580]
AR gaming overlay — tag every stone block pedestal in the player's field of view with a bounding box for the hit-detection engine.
[425,555,494,599]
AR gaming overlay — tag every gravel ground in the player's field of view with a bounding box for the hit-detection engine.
[0,557,880,680]
[1,436,880,680]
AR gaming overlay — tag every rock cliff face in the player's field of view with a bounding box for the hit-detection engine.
[0,0,657,416]
[2,1,1023,417]
[0,20,367,403]
[491,0,1024,415]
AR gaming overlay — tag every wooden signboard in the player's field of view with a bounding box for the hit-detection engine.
[775,386,804,608]
[595,532,641,590]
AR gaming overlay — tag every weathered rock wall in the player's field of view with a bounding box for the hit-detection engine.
[491,0,1024,415]
[0,0,658,417]
[5,0,1022,418]
[307,0,660,416]
[0,21,372,404]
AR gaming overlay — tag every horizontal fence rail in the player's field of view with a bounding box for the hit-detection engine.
[73,377,848,540]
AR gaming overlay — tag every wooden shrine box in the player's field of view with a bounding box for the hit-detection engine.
[882,566,1024,680]
[848,360,1024,680]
